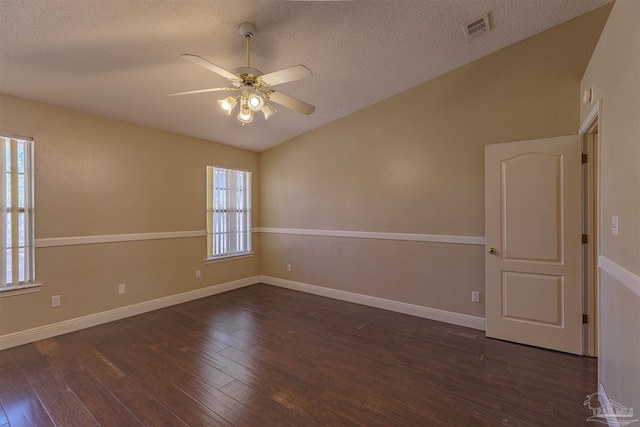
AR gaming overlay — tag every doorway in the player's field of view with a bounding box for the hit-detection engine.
[484,106,600,357]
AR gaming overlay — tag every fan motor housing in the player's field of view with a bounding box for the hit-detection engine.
[232,67,263,87]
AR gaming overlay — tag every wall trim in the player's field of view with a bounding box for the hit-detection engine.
[599,255,640,298]
[593,383,627,427]
[255,227,486,245]
[35,230,207,248]
[0,276,259,350]
[579,99,601,134]
[0,283,42,299]
[0,275,489,350]
[260,275,486,331]
[35,228,486,248]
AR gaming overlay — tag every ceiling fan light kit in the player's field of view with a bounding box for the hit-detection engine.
[169,22,315,125]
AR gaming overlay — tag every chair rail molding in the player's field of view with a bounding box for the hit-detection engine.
[255,227,486,245]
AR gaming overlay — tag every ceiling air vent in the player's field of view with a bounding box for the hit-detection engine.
[463,13,491,42]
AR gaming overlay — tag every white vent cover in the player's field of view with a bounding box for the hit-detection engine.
[463,13,491,41]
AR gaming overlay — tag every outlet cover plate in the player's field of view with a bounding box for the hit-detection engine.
[471,291,480,303]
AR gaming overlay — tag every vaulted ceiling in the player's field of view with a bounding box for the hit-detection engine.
[0,0,611,151]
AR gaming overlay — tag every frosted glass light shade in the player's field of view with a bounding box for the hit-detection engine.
[218,96,237,115]
[261,103,277,120]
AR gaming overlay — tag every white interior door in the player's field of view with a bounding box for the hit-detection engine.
[485,135,583,355]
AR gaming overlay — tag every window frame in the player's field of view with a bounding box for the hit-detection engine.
[0,133,39,297]
[205,165,252,262]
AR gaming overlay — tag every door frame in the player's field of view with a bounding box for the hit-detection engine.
[579,100,600,358]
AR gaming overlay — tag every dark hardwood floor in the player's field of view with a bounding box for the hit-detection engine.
[0,284,597,426]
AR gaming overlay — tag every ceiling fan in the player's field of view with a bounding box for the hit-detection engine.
[169,22,315,124]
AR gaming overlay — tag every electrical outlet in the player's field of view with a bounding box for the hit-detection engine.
[118,284,126,295]
[51,295,61,308]
[471,291,480,303]
[287,264,292,272]
[196,270,201,279]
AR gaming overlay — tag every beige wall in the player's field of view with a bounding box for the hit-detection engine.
[0,6,624,384]
[0,95,260,335]
[260,7,611,317]
[580,0,640,412]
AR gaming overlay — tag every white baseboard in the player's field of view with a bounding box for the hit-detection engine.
[260,275,486,331]
[586,383,639,427]
[1,275,486,350]
[596,383,622,427]
[0,276,259,350]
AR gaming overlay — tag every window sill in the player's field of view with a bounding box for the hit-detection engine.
[0,283,43,298]
[205,252,255,264]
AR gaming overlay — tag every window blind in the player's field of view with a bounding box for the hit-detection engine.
[1,136,35,286]
[206,166,251,258]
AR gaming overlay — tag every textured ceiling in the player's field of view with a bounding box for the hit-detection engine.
[0,0,611,152]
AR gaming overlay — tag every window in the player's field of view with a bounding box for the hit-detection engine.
[206,166,251,259]
[1,135,35,287]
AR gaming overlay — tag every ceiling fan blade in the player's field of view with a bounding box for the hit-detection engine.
[168,87,239,97]
[258,65,313,87]
[264,90,315,115]
[181,54,239,82]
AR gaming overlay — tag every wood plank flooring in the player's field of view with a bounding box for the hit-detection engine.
[0,284,597,426]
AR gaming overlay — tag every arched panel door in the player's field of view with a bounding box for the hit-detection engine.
[485,135,583,355]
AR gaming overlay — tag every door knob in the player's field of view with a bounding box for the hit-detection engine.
[488,248,498,255]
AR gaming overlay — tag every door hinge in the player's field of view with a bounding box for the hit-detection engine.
[582,153,588,164]
[583,314,588,324]
[582,234,588,244]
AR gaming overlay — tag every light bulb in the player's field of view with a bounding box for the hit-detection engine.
[247,93,264,111]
